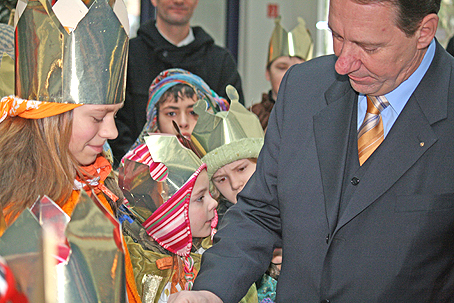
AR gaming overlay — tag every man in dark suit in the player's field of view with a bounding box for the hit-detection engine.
[169,0,454,302]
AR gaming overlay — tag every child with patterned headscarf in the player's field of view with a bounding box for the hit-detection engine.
[128,68,229,155]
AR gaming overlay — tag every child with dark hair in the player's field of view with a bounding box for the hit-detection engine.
[128,68,229,155]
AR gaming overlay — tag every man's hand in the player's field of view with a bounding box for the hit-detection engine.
[168,290,223,303]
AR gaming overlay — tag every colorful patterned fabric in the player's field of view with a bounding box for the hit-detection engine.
[122,142,168,181]
[257,274,277,303]
[0,23,14,60]
[0,95,82,124]
[130,68,229,151]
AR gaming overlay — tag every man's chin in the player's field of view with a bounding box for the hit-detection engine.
[349,79,379,95]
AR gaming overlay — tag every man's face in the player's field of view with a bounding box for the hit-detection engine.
[329,0,425,96]
[151,0,198,26]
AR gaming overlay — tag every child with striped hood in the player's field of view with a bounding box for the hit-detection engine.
[119,134,219,302]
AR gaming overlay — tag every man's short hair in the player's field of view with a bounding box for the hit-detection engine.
[353,0,441,36]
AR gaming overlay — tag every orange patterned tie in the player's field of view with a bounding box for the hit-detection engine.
[358,95,390,165]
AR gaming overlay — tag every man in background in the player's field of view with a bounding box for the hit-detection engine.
[110,0,244,165]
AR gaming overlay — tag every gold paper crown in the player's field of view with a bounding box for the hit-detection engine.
[0,192,126,302]
[191,85,264,176]
[0,53,14,97]
[267,16,313,66]
[0,23,15,97]
[145,134,204,201]
[119,135,204,222]
[14,0,129,104]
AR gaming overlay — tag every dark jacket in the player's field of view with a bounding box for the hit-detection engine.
[249,90,275,130]
[109,21,244,165]
[193,41,454,302]
[447,35,454,57]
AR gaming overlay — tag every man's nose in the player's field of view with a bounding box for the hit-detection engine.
[334,41,361,75]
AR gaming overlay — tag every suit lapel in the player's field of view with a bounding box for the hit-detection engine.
[314,80,357,232]
[334,96,438,232]
[334,40,451,233]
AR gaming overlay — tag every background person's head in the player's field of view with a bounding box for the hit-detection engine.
[151,0,198,27]
[191,85,264,204]
[266,16,313,100]
[129,68,229,152]
[330,0,440,96]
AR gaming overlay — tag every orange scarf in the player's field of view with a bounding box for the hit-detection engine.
[0,95,82,123]
[156,256,199,294]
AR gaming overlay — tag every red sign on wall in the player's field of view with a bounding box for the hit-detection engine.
[267,4,279,19]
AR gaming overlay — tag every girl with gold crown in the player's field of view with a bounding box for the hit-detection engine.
[0,0,141,301]
[250,16,313,131]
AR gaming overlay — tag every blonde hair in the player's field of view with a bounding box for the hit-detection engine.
[0,113,78,220]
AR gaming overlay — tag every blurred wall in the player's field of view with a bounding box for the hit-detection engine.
[189,0,322,107]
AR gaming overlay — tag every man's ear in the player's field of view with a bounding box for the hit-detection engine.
[151,0,157,7]
[416,13,438,50]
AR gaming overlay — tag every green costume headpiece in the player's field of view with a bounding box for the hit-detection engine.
[191,85,265,177]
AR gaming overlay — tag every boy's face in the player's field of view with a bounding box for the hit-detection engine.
[70,103,123,166]
[189,170,218,238]
[158,94,198,138]
[212,159,257,204]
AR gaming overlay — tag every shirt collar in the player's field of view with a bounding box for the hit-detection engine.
[359,38,436,115]
[158,27,195,47]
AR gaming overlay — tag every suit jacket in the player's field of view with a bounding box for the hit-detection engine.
[193,40,454,302]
